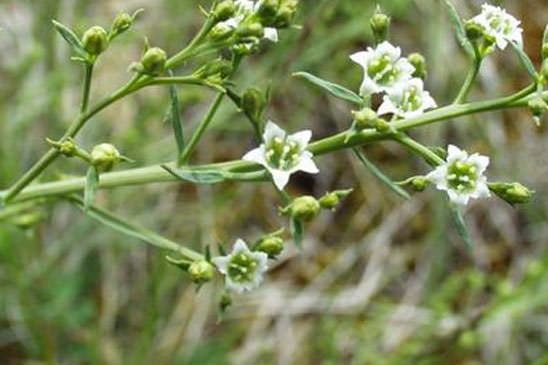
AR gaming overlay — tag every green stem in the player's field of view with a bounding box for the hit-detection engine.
[81,63,94,113]
[3,85,541,203]
[392,133,444,166]
[67,195,203,261]
[454,56,482,104]
[165,17,216,70]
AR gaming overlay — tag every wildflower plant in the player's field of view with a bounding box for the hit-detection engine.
[0,0,543,310]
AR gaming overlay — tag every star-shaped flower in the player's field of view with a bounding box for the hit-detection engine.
[427,145,491,206]
[470,4,523,50]
[212,239,269,293]
[243,121,319,190]
[377,78,437,118]
[350,41,415,96]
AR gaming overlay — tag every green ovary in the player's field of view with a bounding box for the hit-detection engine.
[227,252,259,283]
[368,54,399,86]
[446,161,478,192]
[399,86,422,112]
[265,137,301,170]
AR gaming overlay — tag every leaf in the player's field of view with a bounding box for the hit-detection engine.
[353,148,411,200]
[543,25,548,60]
[291,217,304,249]
[509,41,538,79]
[440,0,475,59]
[449,203,473,251]
[52,20,88,59]
[84,166,99,210]
[168,70,185,165]
[293,72,364,105]
[162,165,268,184]
[165,256,192,271]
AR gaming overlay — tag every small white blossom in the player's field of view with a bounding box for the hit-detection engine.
[377,78,437,118]
[350,41,415,96]
[427,145,491,206]
[217,0,279,43]
[212,239,269,293]
[470,4,523,50]
[243,121,319,190]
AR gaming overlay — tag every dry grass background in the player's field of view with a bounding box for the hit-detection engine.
[1,0,548,364]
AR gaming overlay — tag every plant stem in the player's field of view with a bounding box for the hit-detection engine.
[3,85,541,203]
[454,56,482,104]
[392,133,444,166]
[81,63,94,113]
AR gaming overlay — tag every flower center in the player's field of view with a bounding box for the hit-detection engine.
[265,137,301,170]
[227,252,259,283]
[399,86,422,112]
[367,54,399,86]
[446,161,478,192]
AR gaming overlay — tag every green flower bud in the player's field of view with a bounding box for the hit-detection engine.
[256,236,284,257]
[236,22,264,39]
[258,0,280,20]
[288,196,320,221]
[141,47,167,75]
[408,52,427,80]
[351,107,378,130]
[465,21,484,41]
[370,9,390,43]
[82,26,109,56]
[195,59,233,79]
[91,143,121,171]
[528,96,548,119]
[319,189,353,210]
[57,139,78,157]
[220,291,232,311]
[489,182,534,205]
[242,87,266,119]
[112,13,132,34]
[273,0,298,28]
[188,260,215,285]
[409,176,430,192]
[210,23,236,41]
[213,1,236,22]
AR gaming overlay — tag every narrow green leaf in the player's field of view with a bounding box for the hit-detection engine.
[353,148,411,200]
[168,70,185,165]
[449,203,473,251]
[165,256,192,271]
[293,72,364,105]
[441,0,475,59]
[543,25,548,60]
[509,41,538,79]
[291,217,304,249]
[84,166,99,210]
[162,165,268,184]
[52,20,88,59]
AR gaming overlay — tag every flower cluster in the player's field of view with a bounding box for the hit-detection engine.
[351,41,437,118]
[469,4,523,50]
[243,121,319,190]
[427,145,491,206]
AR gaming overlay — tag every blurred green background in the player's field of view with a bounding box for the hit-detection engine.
[1,0,548,363]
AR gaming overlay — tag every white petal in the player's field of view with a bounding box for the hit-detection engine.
[360,77,379,96]
[468,154,490,173]
[448,190,470,206]
[471,178,491,199]
[263,27,278,42]
[243,146,267,166]
[350,51,370,68]
[225,277,246,293]
[447,145,467,162]
[271,169,291,190]
[396,59,415,79]
[427,166,449,190]
[263,120,286,143]
[288,130,312,149]
[376,41,400,60]
[232,238,250,255]
[212,256,230,274]
[377,97,399,116]
[293,153,319,174]
[422,92,438,110]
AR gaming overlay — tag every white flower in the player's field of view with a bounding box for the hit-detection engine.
[470,4,523,50]
[243,121,319,190]
[350,41,415,96]
[377,78,437,118]
[427,145,491,206]
[212,239,269,293]
[217,0,279,43]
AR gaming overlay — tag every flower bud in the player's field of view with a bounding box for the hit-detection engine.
[319,189,353,210]
[188,260,215,285]
[112,13,132,34]
[213,1,236,22]
[288,196,320,221]
[351,107,377,130]
[258,0,280,20]
[242,87,266,119]
[210,23,236,40]
[91,143,121,171]
[489,182,534,205]
[58,139,78,157]
[256,236,284,257]
[528,97,548,121]
[195,59,233,79]
[220,291,232,311]
[465,21,484,41]
[272,0,298,28]
[370,8,390,43]
[236,22,264,39]
[141,47,167,75]
[408,52,427,80]
[409,176,430,192]
[82,26,109,56]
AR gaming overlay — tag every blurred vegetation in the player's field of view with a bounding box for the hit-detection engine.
[1,0,548,364]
